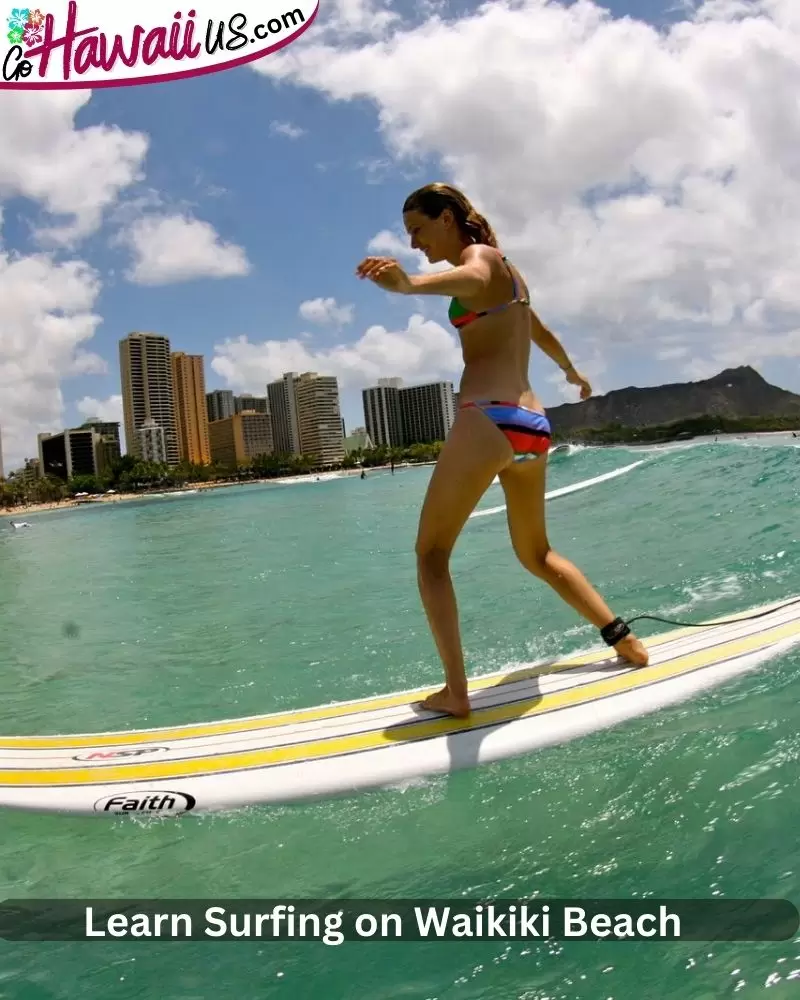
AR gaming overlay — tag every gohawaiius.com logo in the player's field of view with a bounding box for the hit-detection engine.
[1,0,319,89]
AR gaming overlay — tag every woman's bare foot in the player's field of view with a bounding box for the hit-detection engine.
[420,686,471,718]
[614,633,649,667]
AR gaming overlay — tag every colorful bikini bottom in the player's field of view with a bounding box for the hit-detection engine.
[461,400,551,460]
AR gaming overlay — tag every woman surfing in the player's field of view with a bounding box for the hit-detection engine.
[356,183,648,718]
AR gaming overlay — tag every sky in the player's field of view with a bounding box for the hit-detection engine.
[1,0,799,470]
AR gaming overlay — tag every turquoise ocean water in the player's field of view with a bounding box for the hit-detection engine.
[1,435,799,998]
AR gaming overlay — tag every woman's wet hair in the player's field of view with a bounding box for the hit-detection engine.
[402,183,498,247]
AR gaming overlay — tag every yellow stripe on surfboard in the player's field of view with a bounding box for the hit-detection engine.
[2,603,788,751]
[2,615,797,787]
[0,630,673,749]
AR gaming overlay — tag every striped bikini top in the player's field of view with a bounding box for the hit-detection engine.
[448,249,530,329]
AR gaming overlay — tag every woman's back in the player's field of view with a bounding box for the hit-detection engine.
[453,247,540,410]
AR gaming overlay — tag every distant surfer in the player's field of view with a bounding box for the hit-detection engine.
[357,182,648,718]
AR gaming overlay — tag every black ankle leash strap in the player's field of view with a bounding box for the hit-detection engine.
[600,617,631,645]
[598,595,800,647]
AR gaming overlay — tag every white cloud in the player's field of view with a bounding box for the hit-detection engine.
[75,393,126,453]
[656,345,691,361]
[0,251,102,471]
[117,214,251,285]
[683,327,800,378]
[357,156,393,183]
[366,229,450,273]
[681,356,726,381]
[367,229,416,260]
[298,297,354,325]
[69,353,108,376]
[0,90,151,472]
[0,91,148,245]
[545,350,609,402]
[305,0,400,40]
[76,394,124,425]
[211,314,462,393]
[252,0,800,382]
[269,121,306,139]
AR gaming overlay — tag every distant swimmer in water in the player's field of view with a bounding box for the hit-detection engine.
[356,182,648,718]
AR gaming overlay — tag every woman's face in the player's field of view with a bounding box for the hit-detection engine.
[403,207,455,264]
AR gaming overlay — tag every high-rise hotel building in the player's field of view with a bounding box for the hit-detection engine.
[295,373,345,467]
[399,381,455,444]
[362,378,455,446]
[267,373,302,456]
[266,372,344,467]
[206,389,235,424]
[362,378,404,448]
[119,332,180,466]
[171,351,211,465]
[208,412,273,467]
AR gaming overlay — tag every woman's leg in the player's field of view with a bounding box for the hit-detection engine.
[498,454,649,665]
[416,407,514,717]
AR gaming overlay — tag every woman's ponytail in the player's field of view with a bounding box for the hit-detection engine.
[462,209,498,248]
[403,183,498,248]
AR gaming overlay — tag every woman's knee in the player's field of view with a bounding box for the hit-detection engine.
[514,541,552,577]
[415,540,452,578]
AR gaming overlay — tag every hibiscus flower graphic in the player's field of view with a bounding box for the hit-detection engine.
[6,8,30,32]
[23,21,41,45]
[27,7,44,26]
[7,25,23,44]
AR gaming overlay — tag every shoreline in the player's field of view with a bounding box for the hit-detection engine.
[3,429,796,520]
[0,464,407,519]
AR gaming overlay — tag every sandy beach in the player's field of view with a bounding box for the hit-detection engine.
[0,465,406,519]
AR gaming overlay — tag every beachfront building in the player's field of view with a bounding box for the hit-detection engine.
[267,373,302,456]
[363,377,456,446]
[38,426,113,480]
[137,418,168,464]
[4,458,39,486]
[80,420,122,471]
[398,380,456,445]
[343,427,374,454]
[362,378,404,448]
[235,394,269,414]
[19,458,39,483]
[208,412,273,468]
[295,373,345,468]
[171,352,211,466]
[119,332,180,466]
[206,389,235,424]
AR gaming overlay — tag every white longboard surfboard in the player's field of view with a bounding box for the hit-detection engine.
[1,595,799,817]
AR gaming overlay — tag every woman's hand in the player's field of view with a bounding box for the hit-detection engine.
[565,365,592,400]
[356,256,414,294]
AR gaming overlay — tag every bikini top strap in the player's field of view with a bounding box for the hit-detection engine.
[496,249,528,304]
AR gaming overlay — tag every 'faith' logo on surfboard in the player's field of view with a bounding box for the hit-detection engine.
[93,791,196,814]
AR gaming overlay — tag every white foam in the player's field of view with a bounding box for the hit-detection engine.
[273,472,344,485]
[657,573,745,618]
[626,432,800,455]
[470,460,646,519]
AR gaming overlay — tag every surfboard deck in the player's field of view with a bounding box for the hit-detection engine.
[1,594,799,817]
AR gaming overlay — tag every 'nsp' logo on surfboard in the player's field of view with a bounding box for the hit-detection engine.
[73,746,169,761]
[94,791,196,814]
[1,1,319,89]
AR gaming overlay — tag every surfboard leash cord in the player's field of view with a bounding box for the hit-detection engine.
[617,594,800,636]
